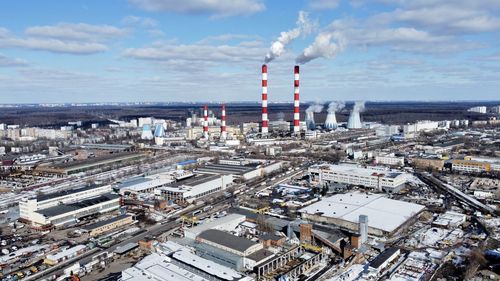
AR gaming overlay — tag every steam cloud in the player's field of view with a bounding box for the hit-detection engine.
[306,103,324,114]
[353,101,365,113]
[264,11,316,63]
[296,31,346,64]
[327,101,345,113]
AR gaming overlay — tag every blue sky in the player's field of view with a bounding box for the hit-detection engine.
[0,0,499,103]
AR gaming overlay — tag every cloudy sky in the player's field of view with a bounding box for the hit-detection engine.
[0,0,499,103]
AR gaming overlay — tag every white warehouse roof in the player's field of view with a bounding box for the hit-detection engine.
[299,192,425,233]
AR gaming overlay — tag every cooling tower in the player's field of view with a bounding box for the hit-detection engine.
[141,124,153,140]
[324,112,337,130]
[153,124,165,137]
[347,110,362,129]
[305,111,315,130]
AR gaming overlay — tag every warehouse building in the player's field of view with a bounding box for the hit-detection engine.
[19,184,112,225]
[196,229,263,257]
[121,242,253,281]
[184,214,246,240]
[299,192,425,236]
[44,245,87,266]
[309,164,409,193]
[155,174,233,203]
[28,193,121,228]
[35,152,144,175]
[82,214,133,236]
[197,160,283,181]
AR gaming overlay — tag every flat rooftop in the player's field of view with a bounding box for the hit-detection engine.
[196,163,256,175]
[370,247,400,269]
[168,174,220,187]
[48,152,143,171]
[37,184,108,202]
[299,192,425,233]
[82,214,131,231]
[313,164,405,179]
[197,229,258,253]
[38,193,120,217]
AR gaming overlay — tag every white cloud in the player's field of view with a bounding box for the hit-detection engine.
[373,1,500,34]
[308,0,340,10]
[0,35,108,54]
[0,23,125,54]
[123,40,265,65]
[121,16,158,27]
[128,0,265,18]
[25,23,128,41]
[0,53,28,67]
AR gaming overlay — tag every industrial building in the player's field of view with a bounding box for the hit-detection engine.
[19,184,112,226]
[299,192,425,236]
[309,164,409,193]
[197,229,263,257]
[375,154,404,166]
[197,160,283,181]
[184,214,246,240]
[31,193,121,228]
[82,214,133,236]
[155,174,233,203]
[116,174,176,196]
[35,152,144,175]
[451,159,499,173]
[121,241,252,281]
[44,245,87,266]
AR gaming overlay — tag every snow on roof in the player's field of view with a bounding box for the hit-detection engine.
[173,249,243,280]
[121,253,206,281]
[46,244,86,261]
[300,192,425,233]
[313,163,406,179]
[186,213,246,237]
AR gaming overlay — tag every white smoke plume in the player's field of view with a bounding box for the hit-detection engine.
[264,11,316,63]
[306,103,324,114]
[327,101,345,113]
[296,31,346,64]
[305,103,323,130]
[353,101,365,113]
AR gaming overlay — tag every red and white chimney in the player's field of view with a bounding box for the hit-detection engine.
[221,104,227,140]
[203,105,209,139]
[261,64,269,135]
[293,65,300,134]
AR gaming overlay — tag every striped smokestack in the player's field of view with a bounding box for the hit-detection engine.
[261,64,269,135]
[293,65,300,134]
[221,104,227,140]
[203,105,209,139]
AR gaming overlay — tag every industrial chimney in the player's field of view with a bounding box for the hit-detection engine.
[203,105,209,139]
[293,65,300,134]
[261,64,269,135]
[221,104,227,140]
[359,214,368,244]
